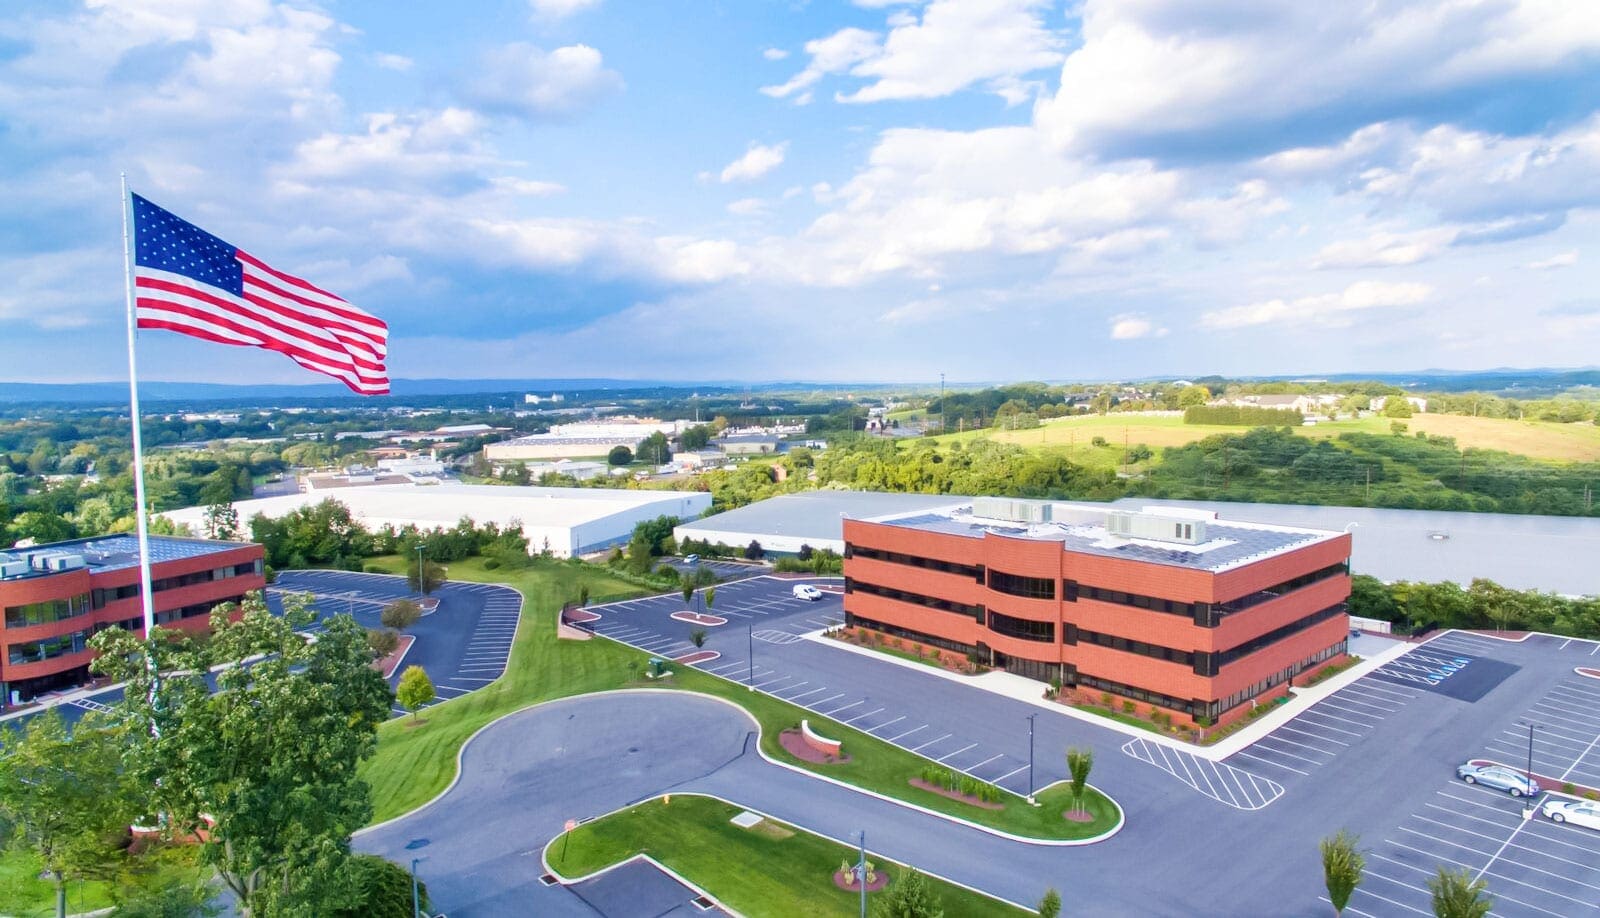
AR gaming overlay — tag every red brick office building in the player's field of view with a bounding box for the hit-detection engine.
[842,499,1352,726]
[1,534,265,706]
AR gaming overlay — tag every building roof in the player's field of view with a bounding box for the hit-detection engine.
[164,483,708,532]
[0,534,254,580]
[675,491,969,546]
[872,502,1340,573]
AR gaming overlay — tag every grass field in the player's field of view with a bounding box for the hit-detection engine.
[357,557,1120,842]
[545,795,1033,918]
[0,845,205,918]
[922,412,1600,467]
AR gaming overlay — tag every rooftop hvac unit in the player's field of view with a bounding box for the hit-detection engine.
[1106,511,1207,546]
[0,561,30,579]
[971,497,1052,524]
[46,554,86,572]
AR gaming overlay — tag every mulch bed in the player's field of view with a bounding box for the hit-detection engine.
[372,634,415,679]
[833,870,889,892]
[1064,809,1096,823]
[670,611,728,626]
[1577,666,1599,680]
[908,778,1004,810]
[780,729,850,764]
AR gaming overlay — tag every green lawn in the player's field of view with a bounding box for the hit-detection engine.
[545,795,1033,918]
[0,844,206,918]
[358,557,1121,842]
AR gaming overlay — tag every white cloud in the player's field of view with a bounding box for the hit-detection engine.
[1035,1,1600,156]
[464,43,623,118]
[1109,315,1166,340]
[761,28,881,100]
[719,141,788,183]
[1201,281,1433,330]
[373,52,413,71]
[726,197,769,216]
[528,0,600,19]
[489,176,567,197]
[278,109,494,184]
[1527,251,1578,270]
[1312,228,1456,269]
[841,0,1065,103]
[763,48,788,61]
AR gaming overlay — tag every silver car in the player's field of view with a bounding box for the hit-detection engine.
[1541,799,1600,830]
[1456,763,1540,797]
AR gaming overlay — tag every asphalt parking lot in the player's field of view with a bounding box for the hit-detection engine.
[271,570,522,717]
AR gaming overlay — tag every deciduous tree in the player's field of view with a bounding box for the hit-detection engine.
[1066,747,1094,815]
[381,598,422,630]
[871,868,943,918]
[396,666,435,720]
[1320,830,1365,916]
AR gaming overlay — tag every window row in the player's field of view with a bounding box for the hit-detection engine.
[90,561,262,608]
[1076,672,1202,717]
[1210,641,1346,716]
[988,610,1055,643]
[845,545,983,580]
[844,613,974,656]
[988,570,1056,600]
[1077,627,1193,666]
[7,627,92,665]
[844,579,984,619]
[1216,562,1349,613]
[4,593,91,628]
[1215,603,1347,667]
[1074,583,1197,618]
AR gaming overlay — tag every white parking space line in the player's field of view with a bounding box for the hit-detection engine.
[967,753,1006,772]
[754,676,795,690]
[1327,694,1401,714]
[867,716,905,734]
[706,662,745,675]
[1246,743,1324,766]
[888,724,927,743]
[844,707,885,725]
[1313,699,1385,720]
[785,686,827,702]
[822,699,865,717]
[1276,723,1351,746]
[1257,734,1335,757]
[1350,681,1420,702]
[935,742,978,763]
[1296,712,1367,735]
[1231,749,1309,776]
[809,693,846,709]
[993,764,1029,784]
[911,732,953,752]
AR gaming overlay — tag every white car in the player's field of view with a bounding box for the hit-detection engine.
[792,584,823,601]
[1542,799,1600,831]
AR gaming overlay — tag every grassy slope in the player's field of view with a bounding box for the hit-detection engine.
[0,845,204,918]
[546,795,1031,918]
[358,557,1118,842]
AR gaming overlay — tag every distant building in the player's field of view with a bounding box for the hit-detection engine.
[718,434,782,456]
[1219,394,1343,414]
[523,393,567,405]
[1,535,265,705]
[1369,396,1428,413]
[486,417,681,461]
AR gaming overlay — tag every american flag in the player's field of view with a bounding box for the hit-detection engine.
[131,194,389,395]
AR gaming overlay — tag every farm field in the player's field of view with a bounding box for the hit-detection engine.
[919,412,1600,468]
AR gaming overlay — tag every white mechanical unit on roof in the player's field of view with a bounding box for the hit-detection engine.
[1106,510,1208,546]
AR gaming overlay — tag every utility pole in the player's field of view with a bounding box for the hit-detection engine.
[1026,712,1037,804]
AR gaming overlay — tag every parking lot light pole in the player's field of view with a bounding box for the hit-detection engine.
[410,856,424,918]
[748,625,754,691]
[855,830,867,918]
[1522,721,1541,818]
[415,545,426,598]
[1026,712,1037,804]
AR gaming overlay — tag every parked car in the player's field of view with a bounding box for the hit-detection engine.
[1541,799,1600,830]
[684,554,700,565]
[792,584,823,601]
[1456,763,1540,797]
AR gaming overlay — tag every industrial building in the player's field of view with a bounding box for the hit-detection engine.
[842,498,1351,726]
[165,484,712,558]
[484,418,686,462]
[1,535,265,705]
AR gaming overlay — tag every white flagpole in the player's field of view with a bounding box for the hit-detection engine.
[120,173,158,639]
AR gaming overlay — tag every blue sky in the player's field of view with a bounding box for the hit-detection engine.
[2,0,1599,385]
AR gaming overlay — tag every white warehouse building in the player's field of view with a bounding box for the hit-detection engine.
[165,484,711,558]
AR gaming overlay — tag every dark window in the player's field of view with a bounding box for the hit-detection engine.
[847,545,984,580]
[5,593,91,628]
[91,583,141,609]
[1078,584,1195,618]
[845,613,973,656]
[1076,672,1200,717]
[1208,641,1346,717]
[1216,603,1347,666]
[1217,562,1349,613]
[847,579,984,620]
[988,570,1056,600]
[7,627,92,664]
[1076,627,1193,666]
[987,610,1054,642]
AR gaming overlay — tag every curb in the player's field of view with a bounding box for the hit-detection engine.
[541,791,1035,915]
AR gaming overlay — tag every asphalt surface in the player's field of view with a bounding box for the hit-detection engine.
[270,570,522,717]
[560,578,1600,917]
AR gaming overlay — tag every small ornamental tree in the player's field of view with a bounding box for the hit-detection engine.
[1320,830,1365,916]
[1428,868,1492,918]
[705,586,716,611]
[690,628,708,648]
[1038,888,1062,918]
[607,445,633,466]
[396,665,436,720]
[682,582,696,608]
[744,539,765,560]
[407,558,445,596]
[871,868,943,918]
[367,627,400,659]
[1066,747,1094,815]
[380,599,422,630]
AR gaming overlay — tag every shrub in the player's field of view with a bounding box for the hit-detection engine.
[1122,700,1136,715]
[327,854,430,918]
[381,599,422,630]
[1564,782,1578,795]
[1101,692,1114,707]
[367,627,399,659]
[482,557,501,570]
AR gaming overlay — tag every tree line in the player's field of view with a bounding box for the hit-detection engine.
[1348,574,1600,639]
